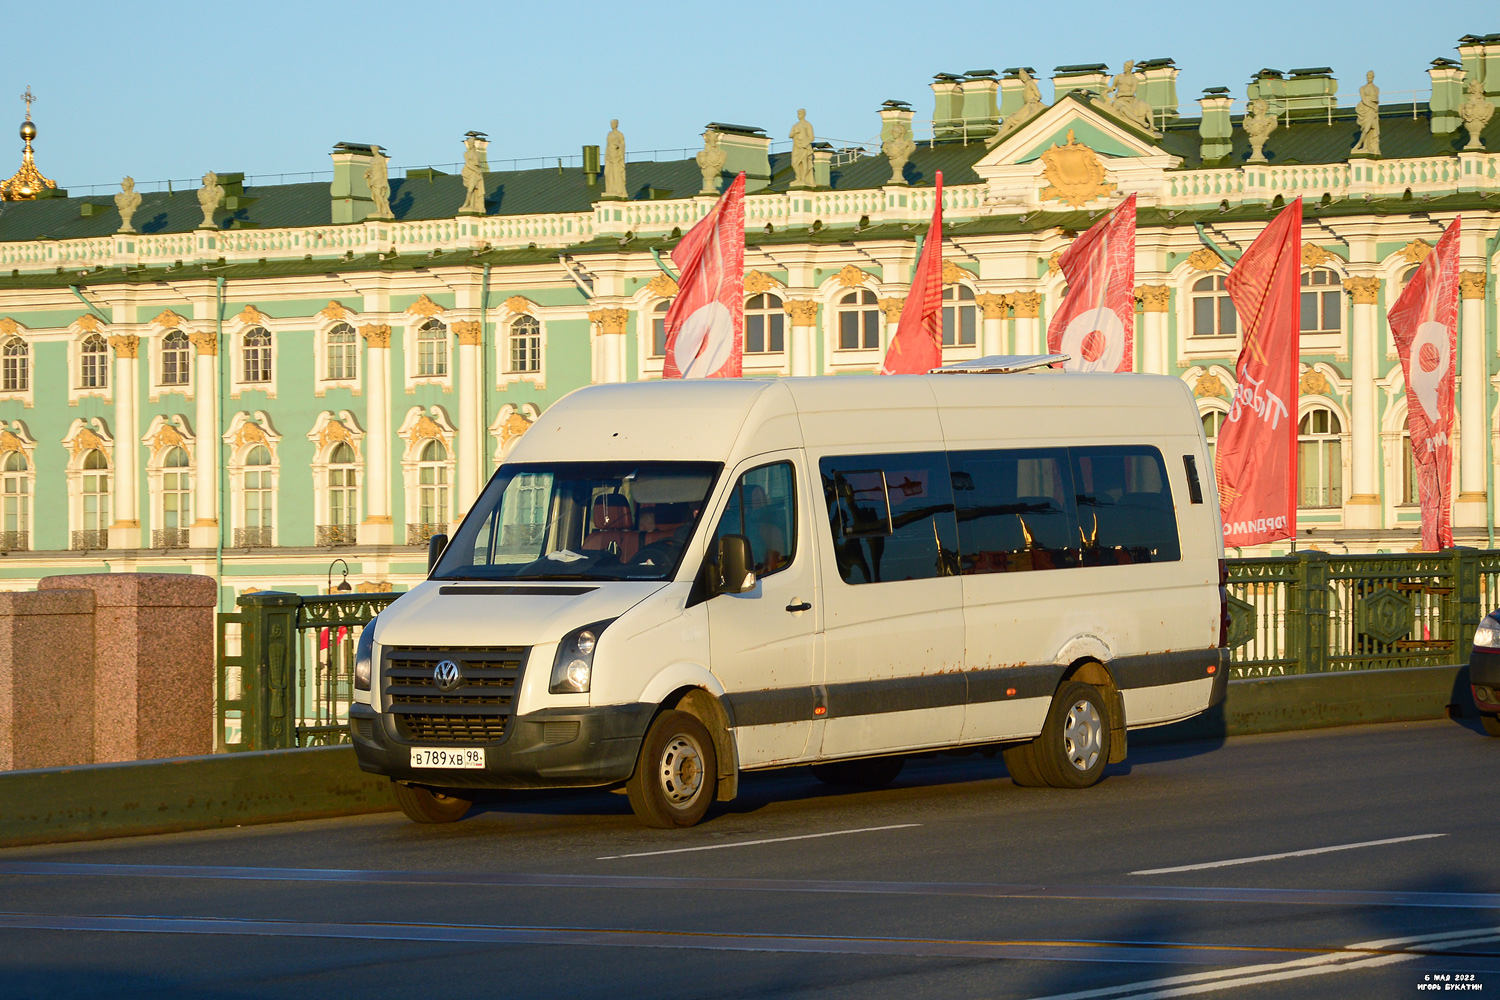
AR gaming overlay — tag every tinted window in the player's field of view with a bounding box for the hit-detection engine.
[950,448,1080,574]
[820,452,959,584]
[1071,446,1180,565]
[711,461,796,577]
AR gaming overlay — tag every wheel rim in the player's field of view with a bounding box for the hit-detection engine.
[1062,699,1103,772]
[657,733,705,805]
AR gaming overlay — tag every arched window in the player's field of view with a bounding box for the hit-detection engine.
[80,334,109,390]
[1297,407,1343,508]
[242,327,272,383]
[241,444,273,547]
[2,337,28,391]
[942,285,977,347]
[2,450,29,551]
[1300,268,1341,334]
[75,449,111,550]
[158,446,191,548]
[161,330,191,385]
[325,441,358,545]
[745,293,785,354]
[650,301,670,359]
[418,440,449,534]
[1190,275,1237,338]
[508,315,541,373]
[1201,410,1226,467]
[326,323,357,381]
[1396,264,1421,300]
[417,320,448,376]
[837,289,881,351]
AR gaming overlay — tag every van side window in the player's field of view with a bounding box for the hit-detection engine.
[1071,446,1181,565]
[950,448,1080,574]
[820,453,959,584]
[712,461,796,577]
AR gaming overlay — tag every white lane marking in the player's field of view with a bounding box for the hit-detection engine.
[1024,924,1500,1000]
[1129,834,1447,876]
[595,824,920,860]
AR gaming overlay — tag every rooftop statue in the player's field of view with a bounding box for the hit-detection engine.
[197,171,223,228]
[1460,77,1493,150]
[1106,61,1159,134]
[603,119,627,199]
[1351,71,1381,157]
[366,148,392,220]
[1243,98,1278,163]
[790,109,815,189]
[460,135,486,215]
[883,118,915,185]
[988,68,1047,146]
[114,176,141,234]
[696,131,726,194]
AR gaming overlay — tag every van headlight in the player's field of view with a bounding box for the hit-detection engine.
[1475,614,1500,650]
[550,619,615,694]
[354,618,377,691]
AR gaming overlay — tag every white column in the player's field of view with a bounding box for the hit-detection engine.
[977,293,1007,355]
[785,300,817,377]
[358,324,393,545]
[1012,291,1041,355]
[189,332,219,548]
[1137,285,1169,374]
[878,297,903,356]
[454,321,482,515]
[1458,270,1489,526]
[1344,277,1380,529]
[588,308,627,383]
[108,335,141,548]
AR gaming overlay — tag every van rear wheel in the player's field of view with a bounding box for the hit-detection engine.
[810,756,904,788]
[1032,681,1111,789]
[392,781,472,823]
[627,710,718,828]
[1001,742,1047,787]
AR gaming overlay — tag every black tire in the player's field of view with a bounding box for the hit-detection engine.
[1001,741,1047,787]
[1481,712,1500,737]
[810,756,904,788]
[627,710,718,828]
[392,781,472,823]
[1031,681,1111,789]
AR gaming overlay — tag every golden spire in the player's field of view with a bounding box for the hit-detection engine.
[1,86,57,201]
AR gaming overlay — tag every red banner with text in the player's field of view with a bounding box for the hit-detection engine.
[662,172,746,379]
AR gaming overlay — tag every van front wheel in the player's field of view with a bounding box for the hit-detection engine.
[627,710,718,828]
[392,781,472,823]
[1033,681,1111,789]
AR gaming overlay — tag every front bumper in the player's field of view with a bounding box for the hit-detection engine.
[350,701,655,790]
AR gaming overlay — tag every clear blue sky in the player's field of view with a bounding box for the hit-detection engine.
[6,0,1497,192]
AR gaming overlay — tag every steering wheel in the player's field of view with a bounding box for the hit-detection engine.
[628,540,681,568]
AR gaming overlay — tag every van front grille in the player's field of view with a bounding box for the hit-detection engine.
[383,646,527,744]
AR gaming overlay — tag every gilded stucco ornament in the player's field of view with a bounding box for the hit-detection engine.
[452,321,482,346]
[1010,291,1042,318]
[151,309,188,329]
[1460,77,1493,151]
[942,260,969,285]
[1136,285,1171,312]
[1194,374,1226,398]
[1302,244,1335,268]
[587,308,628,335]
[696,131,726,195]
[197,172,223,228]
[1242,99,1277,164]
[236,305,270,327]
[406,295,445,318]
[1039,131,1115,208]
[146,422,186,453]
[1187,247,1224,272]
[188,330,217,355]
[114,177,141,234]
[789,110,815,189]
[645,273,678,298]
[1300,369,1332,396]
[603,120,627,200]
[1342,276,1380,305]
[74,313,103,333]
[1460,271,1488,300]
[783,300,819,326]
[0,318,17,336]
[835,264,874,287]
[0,87,56,201]
[504,295,537,315]
[1350,72,1381,157]
[877,297,905,323]
[1048,250,1064,275]
[975,292,1009,319]
[882,118,915,186]
[365,148,393,220]
[1398,239,1433,265]
[107,335,139,359]
[319,301,352,321]
[742,271,780,295]
[358,324,391,348]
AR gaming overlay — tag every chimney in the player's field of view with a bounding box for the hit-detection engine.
[1283,67,1337,120]
[811,142,833,188]
[931,74,964,138]
[1198,89,1234,162]
[1246,69,1287,117]
[330,142,376,224]
[582,144,600,186]
[958,70,1000,140]
[1136,58,1179,121]
[706,123,772,193]
[1051,63,1109,101]
[999,67,1037,117]
[1429,58,1465,134]
[1458,33,1500,104]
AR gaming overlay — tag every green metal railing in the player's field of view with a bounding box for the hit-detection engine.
[219,549,1497,751]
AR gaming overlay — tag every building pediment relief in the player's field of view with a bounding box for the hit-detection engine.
[978,96,1176,168]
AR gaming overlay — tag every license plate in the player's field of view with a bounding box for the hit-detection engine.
[410,747,485,769]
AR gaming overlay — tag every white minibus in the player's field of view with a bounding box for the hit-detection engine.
[350,369,1228,827]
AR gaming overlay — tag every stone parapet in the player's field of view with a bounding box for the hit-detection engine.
[0,589,95,771]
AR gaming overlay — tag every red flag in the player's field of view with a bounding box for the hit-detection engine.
[662,172,745,379]
[1046,193,1136,372]
[1217,198,1302,548]
[1389,217,1461,550]
[881,172,944,375]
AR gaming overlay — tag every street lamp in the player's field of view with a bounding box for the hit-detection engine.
[327,558,353,594]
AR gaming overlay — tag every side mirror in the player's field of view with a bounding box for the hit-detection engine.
[718,534,756,595]
[427,532,449,574]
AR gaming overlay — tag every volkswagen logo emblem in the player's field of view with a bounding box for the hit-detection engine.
[432,659,462,692]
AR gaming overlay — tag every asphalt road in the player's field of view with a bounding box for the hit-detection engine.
[1,718,1498,999]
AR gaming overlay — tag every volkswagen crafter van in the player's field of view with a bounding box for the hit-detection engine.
[350,368,1229,827]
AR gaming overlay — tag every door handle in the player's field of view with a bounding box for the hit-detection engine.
[786,600,812,613]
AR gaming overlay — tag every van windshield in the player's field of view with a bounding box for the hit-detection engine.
[431,461,721,582]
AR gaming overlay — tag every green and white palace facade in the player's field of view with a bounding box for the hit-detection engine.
[0,34,1498,604]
